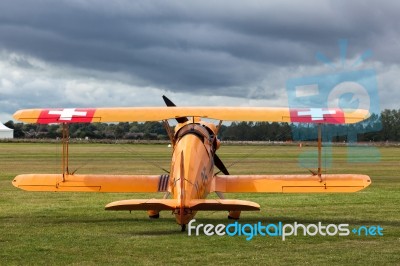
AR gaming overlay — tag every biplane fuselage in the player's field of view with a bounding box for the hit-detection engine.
[169,122,215,224]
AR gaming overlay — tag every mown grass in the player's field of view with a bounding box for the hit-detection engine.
[0,142,399,265]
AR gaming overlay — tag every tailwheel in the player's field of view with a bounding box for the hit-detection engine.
[181,224,186,232]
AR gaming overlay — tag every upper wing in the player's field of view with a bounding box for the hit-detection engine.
[13,107,369,124]
[12,174,170,192]
[211,174,371,193]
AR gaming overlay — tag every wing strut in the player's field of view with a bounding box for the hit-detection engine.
[162,120,175,146]
[62,123,70,181]
[317,123,322,180]
[317,123,326,187]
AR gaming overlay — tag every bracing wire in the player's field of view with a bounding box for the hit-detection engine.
[215,125,293,175]
[118,144,170,174]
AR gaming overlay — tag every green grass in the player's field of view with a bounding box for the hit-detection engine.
[0,143,399,265]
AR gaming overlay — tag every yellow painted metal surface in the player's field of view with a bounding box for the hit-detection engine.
[168,125,215,225]
[212,174,371,193]
[13,107,370,124]
[12,174,163,192]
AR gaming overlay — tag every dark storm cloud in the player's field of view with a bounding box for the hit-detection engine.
[0,0,399,97]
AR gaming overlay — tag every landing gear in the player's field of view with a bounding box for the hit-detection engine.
[149,213,160,219]
[181,224,186,232]
[228,210,241,220]
[147,210,160,219]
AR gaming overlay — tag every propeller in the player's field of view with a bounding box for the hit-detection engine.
[162,95,188,123]
[162,95,229,175]
[214,153,229,175]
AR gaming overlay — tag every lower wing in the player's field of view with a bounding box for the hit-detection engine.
[12,174,170,192]
[212,174,371,193]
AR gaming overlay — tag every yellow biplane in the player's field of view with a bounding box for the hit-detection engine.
[12,96,371,231]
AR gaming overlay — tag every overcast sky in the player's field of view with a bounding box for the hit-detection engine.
[0,0,399,122]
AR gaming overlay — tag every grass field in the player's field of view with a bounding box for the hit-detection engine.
[0,142,399,265]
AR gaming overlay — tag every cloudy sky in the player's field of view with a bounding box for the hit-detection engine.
[0,0,399,122]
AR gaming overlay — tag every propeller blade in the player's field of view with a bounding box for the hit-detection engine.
[162,95,177,107]
[214,154,229,175]
[162,95,189,123]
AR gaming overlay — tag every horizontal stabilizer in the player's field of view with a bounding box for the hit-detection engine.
[105,199,260,211]
[12,174,170,192]
[188,199,260,211]
[212,174,371,193]
[105,199,178,211]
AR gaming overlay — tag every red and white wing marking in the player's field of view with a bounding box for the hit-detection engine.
[37,108,96,124]
[290,108,345,124]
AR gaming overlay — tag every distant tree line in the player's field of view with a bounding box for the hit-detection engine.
[4,109,400,142]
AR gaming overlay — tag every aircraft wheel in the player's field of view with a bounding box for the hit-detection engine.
[149,213,160,219]
[228,210,241,220]
[181,224,186,232]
